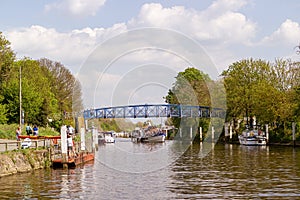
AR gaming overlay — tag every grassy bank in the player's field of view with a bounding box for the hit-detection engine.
[0,124,59,140]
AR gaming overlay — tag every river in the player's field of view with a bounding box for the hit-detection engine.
[1,138,300,199]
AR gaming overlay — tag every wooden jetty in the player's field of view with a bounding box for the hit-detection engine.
[52,152,94,168]
[50,126,97,169]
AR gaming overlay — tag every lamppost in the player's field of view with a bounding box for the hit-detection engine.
[19,65,22,130]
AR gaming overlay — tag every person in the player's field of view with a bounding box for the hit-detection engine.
[67,132,74,157]
[69,125,74,135]
[33,125,38,136]
[16,127,21,141]
[25,125,32,135]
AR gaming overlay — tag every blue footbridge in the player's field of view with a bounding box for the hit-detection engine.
[83,104,225,119]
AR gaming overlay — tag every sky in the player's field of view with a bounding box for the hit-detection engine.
[1,0,300,111]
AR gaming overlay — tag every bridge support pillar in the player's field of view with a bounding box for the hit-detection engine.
[212,126,214,142]
[229,125,232,140]
[265,124,269,143]
[199,127,202,142]
[292,122,296,147]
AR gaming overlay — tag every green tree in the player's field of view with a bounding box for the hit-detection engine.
[0,33,15,123]
[2,58,58,125]
[165,67,212,136]
[39,58,83,114]
[0,32,15,87]
[222,59,274,127]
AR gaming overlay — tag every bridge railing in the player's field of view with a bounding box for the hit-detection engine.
[83,104,225,119]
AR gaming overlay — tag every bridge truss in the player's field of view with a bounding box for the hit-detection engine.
[83,104,225,119]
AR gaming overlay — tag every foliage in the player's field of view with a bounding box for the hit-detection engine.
[38,58,83,113]
[0,34,83,128]
[165,67,214,135]
[0,124,17,139]
[221,58,300,140]
[98,118,135,132]
[0,32,15,86]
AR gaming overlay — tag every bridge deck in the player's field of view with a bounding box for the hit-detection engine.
[83,104,225,119]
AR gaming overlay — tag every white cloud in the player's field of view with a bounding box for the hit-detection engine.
[260,19,300,46]
[45,0,106,17]
[5,23,127,72]
[129,1,256,44]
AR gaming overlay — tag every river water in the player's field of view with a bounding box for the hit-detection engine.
[1,138,300,199]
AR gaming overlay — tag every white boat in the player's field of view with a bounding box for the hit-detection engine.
[238,129,267,146]
[102,132,115,143]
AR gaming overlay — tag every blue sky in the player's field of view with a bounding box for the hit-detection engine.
[1,0,300,109]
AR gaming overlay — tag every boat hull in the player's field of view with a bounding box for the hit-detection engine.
[141,134,165,143]
[238,135,267,146]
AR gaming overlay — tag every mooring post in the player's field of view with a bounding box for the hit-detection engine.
[81,128,85,151]
[229,125,232,140]
[199,127,202,143]
[265,124,269,143]
[92,127,98,151]
[225,123,229,142]
[179,128,182,138]
[212,126,215,142]
[292,122,296,147]
[61,125,68,169]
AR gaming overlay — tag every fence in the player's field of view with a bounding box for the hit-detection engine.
[0,139,51,152]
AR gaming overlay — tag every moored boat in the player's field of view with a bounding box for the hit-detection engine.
[103,131,115,143]
[238,129,267,146]
[140,132,166,143]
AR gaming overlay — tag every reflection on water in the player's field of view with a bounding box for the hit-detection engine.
[0,138,300,199]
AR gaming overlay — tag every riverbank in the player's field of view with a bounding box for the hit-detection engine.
[0,149,51,177]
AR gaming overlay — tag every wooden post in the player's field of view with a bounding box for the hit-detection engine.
[199,127,202,143]
[190,126,193,139]
[292,122,296,147]
[81,128,86,151]
[61,125,68,169]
